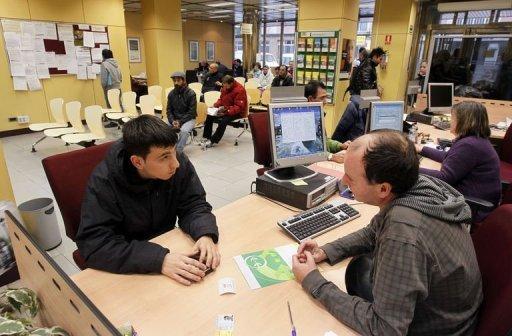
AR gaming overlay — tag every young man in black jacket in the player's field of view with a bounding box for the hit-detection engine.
[76,115,220,286]
[167,71,197,153]
[350,47,385,95]
[271,65,294,87]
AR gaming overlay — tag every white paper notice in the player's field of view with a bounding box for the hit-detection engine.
[64,41,75,54]
[91,48,102,63]
[9,61,25,76]
[91,63,101,74]
[20,33,35,51]
[93,32,108,44]
[34,22,46,38]
[35,51,46,64]
[1,19,21,32]
[13,77,28,91]
[78,24,90,30]
[36,64,50,79]
[77,65,87,80]
[7,49,22,62]
[21,51,35,66]
[207,107,219,116]
[45,52,57,68]
[3,32,21,49]
[56,54,70,70]
[57,24,73,41]
[67,62,78,74]
[83,31,95,48]
[20,22,35,35]
[75,47,92,65]
[86,65,96,79]
[44,22,57,40]
[27,75,42,91]
[99,44,110,50]
[34,38,45,52]
[91,25,106,32]
[24,65,36,77]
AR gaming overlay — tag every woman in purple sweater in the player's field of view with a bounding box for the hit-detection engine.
[416,101,501,222]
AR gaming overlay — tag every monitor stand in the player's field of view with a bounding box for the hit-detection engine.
[264,165,317,182]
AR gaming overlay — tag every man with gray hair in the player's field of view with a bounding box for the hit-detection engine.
[201,63,223,94]
[292,130,482,335]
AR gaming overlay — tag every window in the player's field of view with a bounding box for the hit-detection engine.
[284,40,294,54]
[439,13,455,24]
[497,9,512,23]
[455,12,466,25]
[466,10,491,25]
[358,17,373,34]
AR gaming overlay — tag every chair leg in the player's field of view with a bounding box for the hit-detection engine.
[234,122,249,146]
[31,136,47,152]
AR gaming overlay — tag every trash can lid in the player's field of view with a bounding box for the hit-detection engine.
[18,198,53,212]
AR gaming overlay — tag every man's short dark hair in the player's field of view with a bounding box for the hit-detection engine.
[370,47,386,58]
[362,130,419,195]
[102,49,113,59]
[123,115,178,158]
[304,80,326,99]
[279,65,288,71]
[358,47,366,53]
[222,75,235,84]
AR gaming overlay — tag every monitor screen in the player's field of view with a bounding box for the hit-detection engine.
[429,83,453,109]
[369,101,404,132]
[270,104,325,163]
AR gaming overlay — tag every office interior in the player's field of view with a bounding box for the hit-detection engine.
[0,0,511,334]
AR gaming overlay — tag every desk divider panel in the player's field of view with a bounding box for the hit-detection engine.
[5,211,121,336]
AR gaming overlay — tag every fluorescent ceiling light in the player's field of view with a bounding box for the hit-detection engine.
[210,15,230,18]
[207,2,236,7]
[263,3,294,9]
[211,9,232,13]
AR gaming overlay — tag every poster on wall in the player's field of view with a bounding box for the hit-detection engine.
[206,41,215,62]
[339,38,355,80]
[127,37,141,63]
[189,40,198,62]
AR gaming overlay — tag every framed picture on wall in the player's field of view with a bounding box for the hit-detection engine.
[206,41,215,62]
[189,41,199,62]
[127,37,141,63]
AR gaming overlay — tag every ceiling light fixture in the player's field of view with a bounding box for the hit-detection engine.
[207,2,236,7]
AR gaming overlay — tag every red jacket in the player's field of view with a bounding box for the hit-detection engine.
[214,81,248,117]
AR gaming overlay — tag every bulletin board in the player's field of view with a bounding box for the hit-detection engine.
[1,19,111,92]
[294,31,340,104]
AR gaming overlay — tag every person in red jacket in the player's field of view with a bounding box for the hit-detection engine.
[202,75,248,148]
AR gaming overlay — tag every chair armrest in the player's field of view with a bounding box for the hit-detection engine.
[502,180,511,191]
[465,196,494,212]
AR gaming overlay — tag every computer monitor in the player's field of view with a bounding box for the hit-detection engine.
[365,101,405,133]
[428,83,453,113]
[266,102,327,181]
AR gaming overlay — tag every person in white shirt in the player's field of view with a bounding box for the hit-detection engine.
[258,65,274,92]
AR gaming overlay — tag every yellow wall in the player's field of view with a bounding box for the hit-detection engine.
[0,0,130,132]
[124,11,147,76]
[182,20,233,71]
[0,141,14,202]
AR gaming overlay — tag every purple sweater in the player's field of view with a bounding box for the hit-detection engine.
[420,136,501,221]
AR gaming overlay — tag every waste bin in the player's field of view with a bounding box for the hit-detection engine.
[18,198,61,251]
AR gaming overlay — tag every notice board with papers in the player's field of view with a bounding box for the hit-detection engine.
[1,19,110,91]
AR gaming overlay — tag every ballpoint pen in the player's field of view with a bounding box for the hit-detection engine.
[287,300,297,336]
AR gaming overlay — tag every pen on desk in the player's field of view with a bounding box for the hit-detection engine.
[287,300,297,336]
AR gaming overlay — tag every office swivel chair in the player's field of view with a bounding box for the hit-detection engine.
[248,112,272,176]
[42,142,113,270]
[499,124,512,183]
[472,204,512,336]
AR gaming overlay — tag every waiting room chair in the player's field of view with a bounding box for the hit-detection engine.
[30,98,67,152]
[101,89,122,114]
[42,142,114,270]
[471,204,512,336]
[148,85,163,113]
[246,88,261,106]
[234,77,246,86]
[189,82,202,104]
[139,94,156,115]
[245,78,259,89]
[233,95,251,146]
[261,88,271,106]
[189,102,208,144]
[499,124,512,183]
[248,111,272,176]
[43,101,85,139]
[61,106,106,146]
[106,91,138,126]
[204,91,221,108]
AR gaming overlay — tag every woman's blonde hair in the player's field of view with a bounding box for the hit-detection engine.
[452,101,490,139]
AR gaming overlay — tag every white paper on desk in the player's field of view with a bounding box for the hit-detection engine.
[91,25,106,32]
[86,65,96,79]
[207,107,219,116]
[21,32,35,51]
[1,19,21,32]
[78,24,90,30]
[75,47,91,65]
[99,44,110,50]
[26,75,42,91]
[3,32,21,49]
[12,76,27,91]
[45,52,56,68]
[77,65,87,80]
[7,49,21,62]
[64,40,75,55]
[43,22,57,40]
[91,63,101,74]
[9,61,25,76]
[35,51,46,64]
[34,38,45,52]
[93,32,108,44]
[24,65,36,77]
[36,64,50,79]
[83,31,95,48]
[21,51,35,66]
[57,24,73,41]
[91,48,102,63]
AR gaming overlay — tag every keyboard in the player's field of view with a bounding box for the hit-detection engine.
[277,199,360,242]
[432,120,451,131]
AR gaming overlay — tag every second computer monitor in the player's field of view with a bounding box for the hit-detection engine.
[366,101,405,133]
[268,102,327,169]
[428,83,453,113]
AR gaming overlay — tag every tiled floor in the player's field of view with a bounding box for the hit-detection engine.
[2,125,258,276]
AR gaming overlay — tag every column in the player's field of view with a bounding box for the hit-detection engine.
[242,8,260,75]
[141,0,184,90]
[298,0,359,135]
[0,142,14,202]
[372,0,417,101]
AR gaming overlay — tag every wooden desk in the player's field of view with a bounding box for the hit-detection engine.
[416,120,505,141]
[72,160,441,335]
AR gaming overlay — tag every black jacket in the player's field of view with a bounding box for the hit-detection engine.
[202,72,223,93]
[233,65,244,78]
[76,141,218,274]
[271,75,294,87]
[331,98,366,143]
[352,58,378,94]
[166,86,197,125]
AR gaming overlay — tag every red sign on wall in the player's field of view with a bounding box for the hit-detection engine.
[385,35,392,45]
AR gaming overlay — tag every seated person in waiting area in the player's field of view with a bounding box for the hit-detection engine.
[271,65,294,87]
[417,101,501,222]
[330,98,366,143]
[201,75,248,148]
[304,80,350,163]
[201,63,223,94]
[292,130,482,335]
[258,65,274,91]
[166,71,197,153]
[76,115,220,286]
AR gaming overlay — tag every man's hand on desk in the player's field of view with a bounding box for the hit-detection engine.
[415,144,423,153]
[161,253,207,286]
[330,150,346,164]
[297,240,327,263]
[341,140,351,150]
[191,236,221,270]
[292,240,328,283]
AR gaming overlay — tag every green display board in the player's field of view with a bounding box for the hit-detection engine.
[295,31,340,104]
